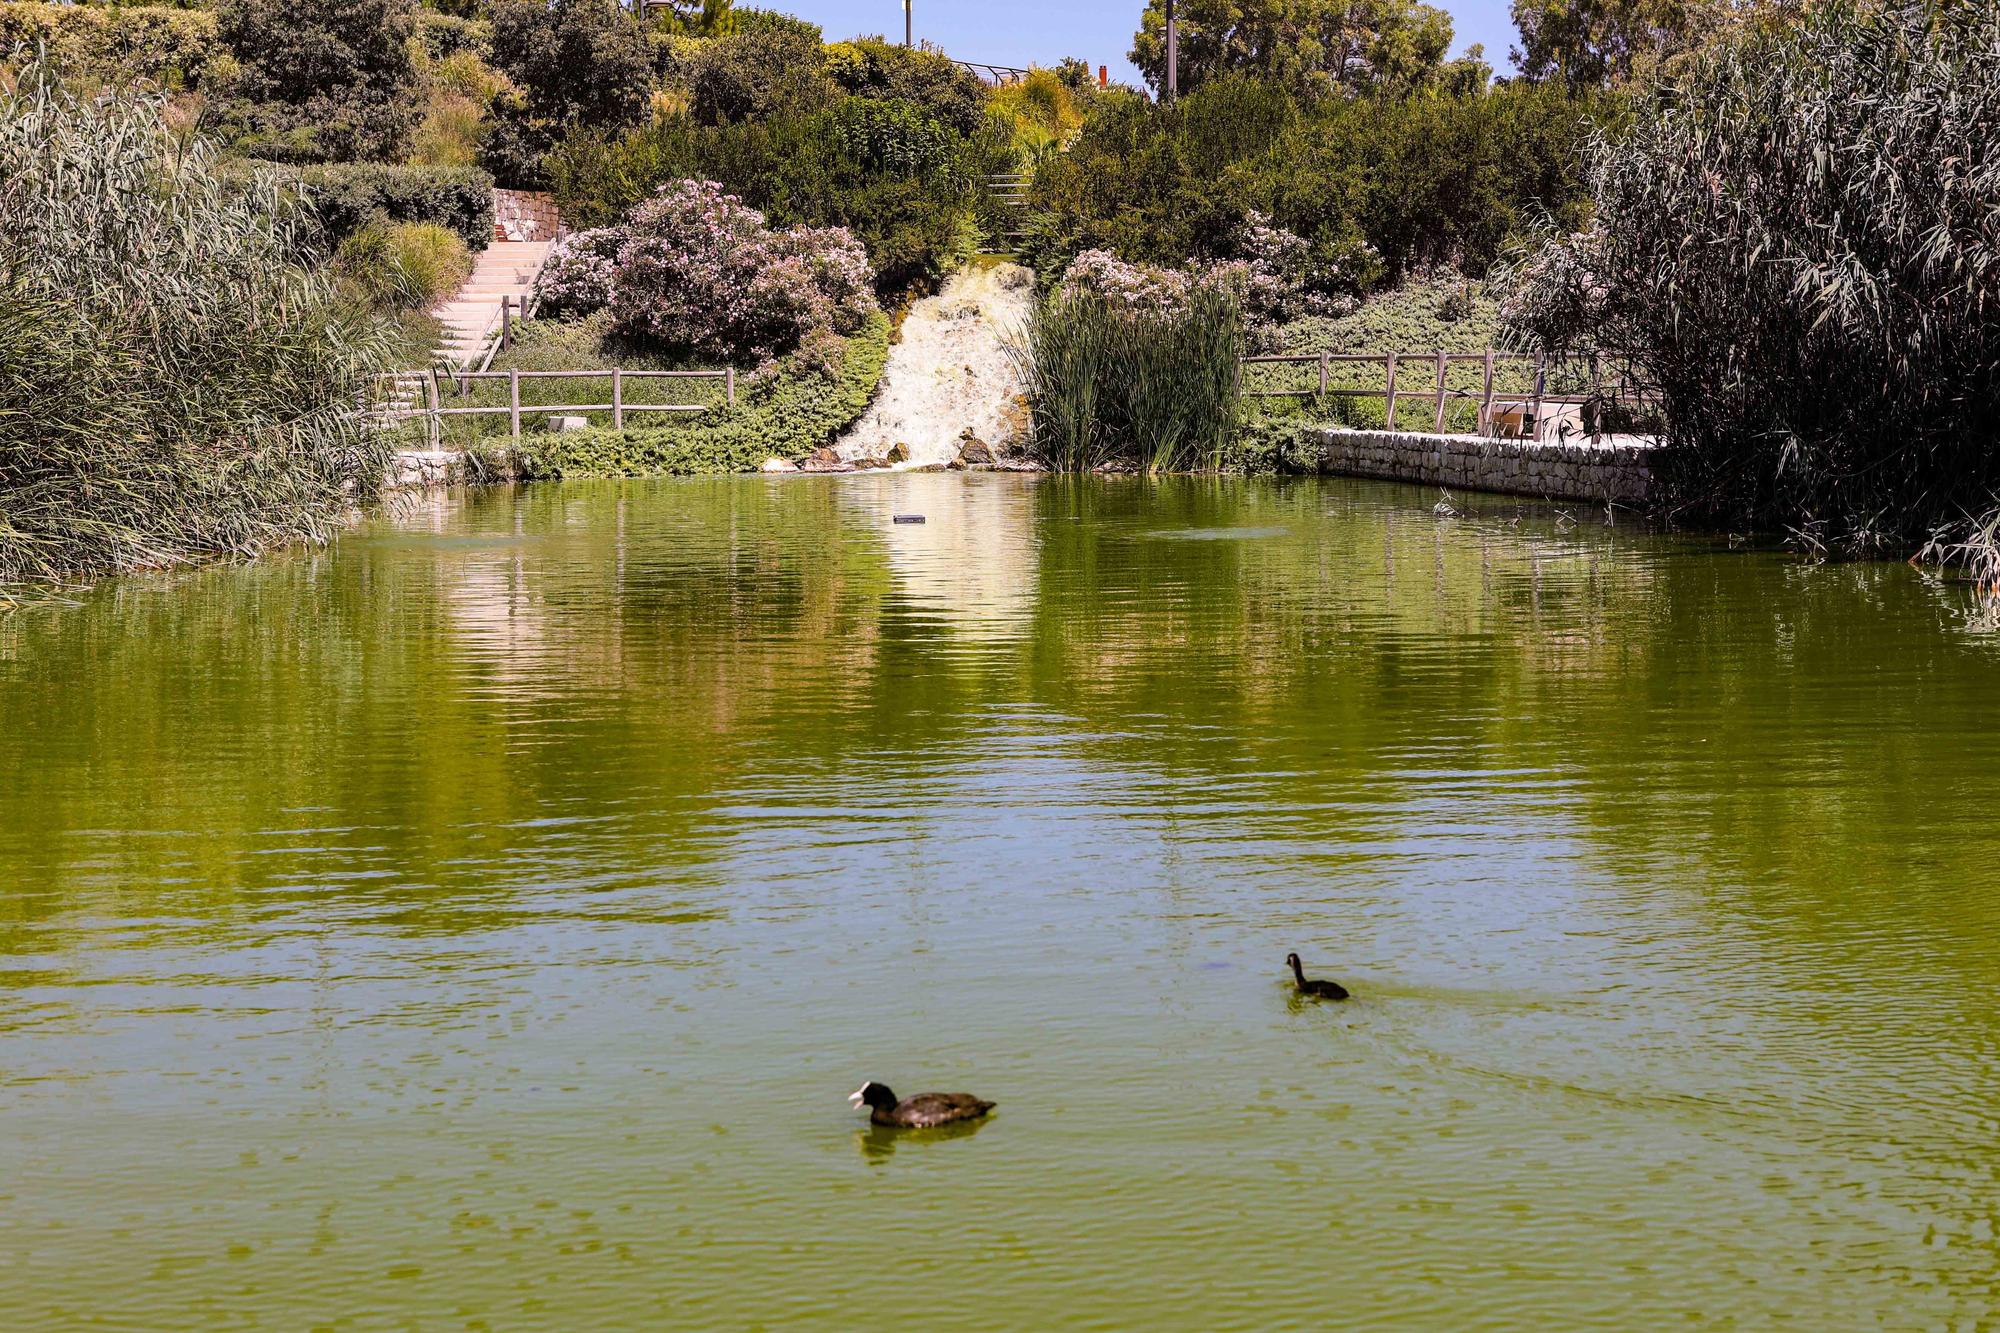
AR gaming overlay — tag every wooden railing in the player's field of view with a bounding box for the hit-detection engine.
[1239,348,1651,441]
[372,366,735,444]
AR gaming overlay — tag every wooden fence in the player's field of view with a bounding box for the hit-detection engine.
[372,366,734,445]
[1238,349,1650,441]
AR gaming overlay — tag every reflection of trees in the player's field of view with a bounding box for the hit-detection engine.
[4,472,1996,977]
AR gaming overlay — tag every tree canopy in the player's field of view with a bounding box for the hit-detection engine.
[1129,0,1464,97]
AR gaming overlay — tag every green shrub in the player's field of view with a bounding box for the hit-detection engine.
[685,22,836,125]
[0,70,392,586]
[1009,286,1243,472]
[484,0,653,186]
[1025,74,1604,286]
[547,109,995,296]
[510,310,891,478]
[1501,1,2000,555]
[412,10,492,63]
[338,220,472,311]
[286,162,495,249]
[823,37,988,136]
[0,2,219,87]
[214,0,424,162]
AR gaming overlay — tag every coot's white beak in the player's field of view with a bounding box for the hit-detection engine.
[848,1086,866,1105]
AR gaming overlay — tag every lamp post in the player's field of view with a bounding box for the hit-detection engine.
[1165,0,1178,100]
[904,0,911,48]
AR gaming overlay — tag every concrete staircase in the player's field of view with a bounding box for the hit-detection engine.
[983,172,1031,255]
[431,239,553,370]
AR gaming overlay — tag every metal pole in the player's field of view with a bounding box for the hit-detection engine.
[904,0,911,48]
[1165,0,1178,100]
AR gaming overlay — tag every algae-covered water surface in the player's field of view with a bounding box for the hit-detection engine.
[3,474,1997,1328]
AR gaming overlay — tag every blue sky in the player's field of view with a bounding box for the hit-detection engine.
[773,1,1523,84]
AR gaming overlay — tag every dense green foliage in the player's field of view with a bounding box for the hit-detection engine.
[548,104,998,296]
[507,310,891,478]
[1508,0,1791,86]
[285,162,496,249]
[1130,0,1474,96]
[1009,288,1243,472]
[214,0,423,162]
[1024,75,1605,288]
[1501,2,2000,554]
[483,0,655,186]
[0,71,389,585]
[0,2,219,86]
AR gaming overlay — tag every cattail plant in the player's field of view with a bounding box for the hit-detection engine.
[1008,284,1243,472]
[0,63,392,587]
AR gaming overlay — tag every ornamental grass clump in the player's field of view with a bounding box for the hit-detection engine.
[1010,282,1242,473]
[533,179,876,366]
[0,69,391,587]
[1499,1,2000,558]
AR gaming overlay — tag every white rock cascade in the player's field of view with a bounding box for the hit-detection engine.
[834,262,1034,468]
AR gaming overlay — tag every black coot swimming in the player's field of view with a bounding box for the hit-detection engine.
[1286,952,1350,1001]
[850,1081,995,1128]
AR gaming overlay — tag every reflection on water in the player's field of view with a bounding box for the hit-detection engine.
[2,473,1998,1329]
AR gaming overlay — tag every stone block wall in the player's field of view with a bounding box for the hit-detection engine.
[1311,428,1655,505]
[492,189,564,242]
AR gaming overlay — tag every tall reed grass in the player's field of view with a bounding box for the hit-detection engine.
[1008,286,1242,472]
[0,65,391,588]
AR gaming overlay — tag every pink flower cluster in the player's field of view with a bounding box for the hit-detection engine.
[533,180,878,365]
[1057,216,1369,327]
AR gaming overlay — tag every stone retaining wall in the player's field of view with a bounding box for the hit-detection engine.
[491,188,563,243]
[1312,427,1655,505]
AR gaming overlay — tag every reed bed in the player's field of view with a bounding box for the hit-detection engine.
[0,66,391,588]
[1008,286,1242,472]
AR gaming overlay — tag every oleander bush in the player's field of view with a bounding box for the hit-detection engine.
[0,70,391,586]
[0,2,219,87]
[531,179,876,365]
[1500,0,2000,557]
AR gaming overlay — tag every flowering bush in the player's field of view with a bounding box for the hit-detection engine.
[535,180,878,364]
[535,226,623,316]
[1056,249,1196,315]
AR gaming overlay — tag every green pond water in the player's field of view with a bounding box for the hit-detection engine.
[3,473,1999,1330]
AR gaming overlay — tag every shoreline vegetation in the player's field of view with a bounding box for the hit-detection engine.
[2,0,1996,589]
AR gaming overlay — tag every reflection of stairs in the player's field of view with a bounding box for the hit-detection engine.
[983,172,1031,255]
[432,239,553,370]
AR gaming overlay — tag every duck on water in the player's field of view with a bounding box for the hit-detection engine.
[850,1082,995,1128]
[1286,953,1350,1001]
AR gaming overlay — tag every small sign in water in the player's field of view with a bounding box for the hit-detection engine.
[893,514,926,525]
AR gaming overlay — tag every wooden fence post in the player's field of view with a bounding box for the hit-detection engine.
[1433,348,1448,434]
[1480,349,1496,435]
[509,368,521,441]
[726,367,736,408]
[1531,353,1547,443]
[1317,350,1329,411]
[424,370,440,450]
[612,367,623,430]
[500,296,512,351]
[1588,350,1602,440]
[1384,353,1398,432]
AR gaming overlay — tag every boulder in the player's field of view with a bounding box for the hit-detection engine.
[760,457,799,473]
[544,414,590,433]
[799,447,854,474]
[957,436,995,465]
[886,442,910,464]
